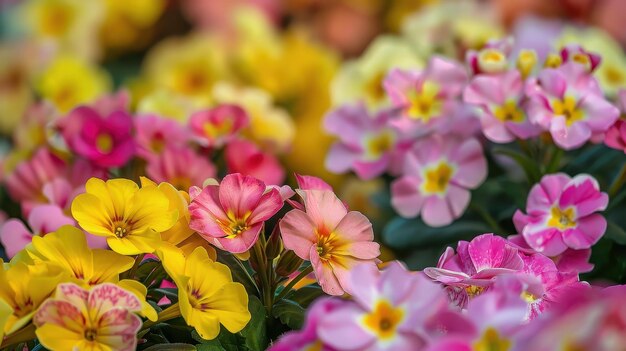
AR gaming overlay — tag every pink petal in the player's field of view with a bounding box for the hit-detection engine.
[216,223,263,253]
[422,196,455,227]
[559,175,608,216]
[218,173,265,218]
[300,190,347,232]
[279,210,317,259]
[248,188,283,223]
[450,138,487,189]
[563,214,606,250]
[391,176,424,218]
[317,303,374,349]
[468,234,524,272]
[310,246,344,296]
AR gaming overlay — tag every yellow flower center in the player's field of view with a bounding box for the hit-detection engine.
[174,65,210,95]
[366,71,387,102]
[478,49,508,73]
[303,341,323,351]
[202,118,234,140]
[516,50,537,79]
[407,81,442,122]
[84,328,98,342]
[604,65,625,85]
[521,291,536,303]
[547,206,577,230]
[96,133,114,154]
[473,327,512,351]
[316,230,337,261]
[422,162,454,195]
[38,3,75,37]
[494,100,524,122]
[363,130,396,161]
[551,96,584,126]
[219,211,252,239]
[465,285,485,298]
[113,222,129,238]
[544,53,563,69]
[362,300,404,340]
[572,53,591,70]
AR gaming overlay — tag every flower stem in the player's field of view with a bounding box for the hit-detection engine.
[0,324,36,348]
[252,239,273,315]
[470,203,505,235]
[609,163,626,197]
[276,265,314,302]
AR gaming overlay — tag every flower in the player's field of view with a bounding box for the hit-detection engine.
[34,283,143,351]
[463,70,541,143]
[71,177,178,255]
[189,173,283,253]
[160,246,251,340]
[134,114,189,160]
[225,139,285,185]
[390,135,487,227]
[189,104,249,148]
[525,62,619,149]
[100,0,166,51]
[146,145,216,191]
[324,103,404,180]
[280,189,380,295]
[513,173,608,256]
[60,105,135,168]
[507,234,593,274]
[604,89,626,152]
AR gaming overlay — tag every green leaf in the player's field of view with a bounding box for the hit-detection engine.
[240,296,267,351]
[144,344,196,351]
[605,221,626,245]
[272,299,305,329]
[284,286,325,308]
[191,329,249,351]
[382,217,491,250]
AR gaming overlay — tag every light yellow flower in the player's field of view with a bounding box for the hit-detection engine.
[71,178,178,255]
[136,89,201,123]
[0,45,34,135]
[101,0,166,50]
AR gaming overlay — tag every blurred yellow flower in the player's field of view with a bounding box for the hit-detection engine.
[37,55,111,113]
[136,89,201,122]
[101,0,166,50]
[0,46,34,135]
[71,178,178,255]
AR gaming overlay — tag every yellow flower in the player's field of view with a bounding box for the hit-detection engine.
[101,0,166,50]
[0,45,34,135]
[37,55,111,113]
[71,178,178,255]
[136,89,201,122]
[160,246,250,340]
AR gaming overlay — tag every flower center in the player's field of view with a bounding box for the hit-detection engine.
[478,49,507,73]
[551,96,584,126]
[203,118,234,140]
[465,285,485,298]
[547,206,577,230]
[494,100,524,122]
[516,49,537,79]
[407,80,442,121]
[113,222,129,238]
[84,328,97,342]
[363,130,396,161]
[572,53,591,70]
[604,65,625,85]
[39,3,75,36]
[362,300,404,340]
[473,327,511,351]
[422,161,455,195]
[316,231,336,260]
[521,291,536,303]
[96,133,114,154]
[366,71,387,102]
[544,53,563,68]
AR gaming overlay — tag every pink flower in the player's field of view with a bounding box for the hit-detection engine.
[507,234,593,274]
[324,103,404,179]
[604,89,626,152]
[390,135,487,227]
[146,145,216,191]
[189,105,248,148]
[280,190,380,295]
[225,139,284,185]
[424,234,524,307]
[560,45,601,72]
[134,115,189,160]
[526,63,619,149]
[60,106,136,167]
[464,70,541,143]
[513,173,608,256]
[317,262,468,350]
[465,38,513,76]
[383,57,468,136]
[189,173,283,253]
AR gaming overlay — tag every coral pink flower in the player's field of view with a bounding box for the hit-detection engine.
[464,70,541,143]
[189,173,283,253]
[383,57,468,136]
[225,139,284,185]
[60,106,136,167]
[324,103,405,179]
[507,234,593,274]
[526,63,619,149]
[604,89,626,152]
[424,234,524,307]
[134,115,189,160]
[513,173,608,256]
[317,262,469,350]
[146,145,216,191]
[391,135,487,227]
[280,190,380,295]
[189,105,249,148]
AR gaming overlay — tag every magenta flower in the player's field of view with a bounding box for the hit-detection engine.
[146,145,216,191]
[513,173,608,256]
[189,104,249,148]
[604,89,626,152]
[464,70,541,143]
[189,173,283,253]
[134,115,189,160]
[61,106,135,167]
[507,234,593,274]
[525,63,619,149]
[324,103,405,179]
[390,135,487,227]
[280,190,380,295]
[225,139,285,185]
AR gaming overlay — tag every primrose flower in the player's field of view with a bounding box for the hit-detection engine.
[318,262,463,350]
[72,178,178,255]
[391,135,487,227]
[160,247,251,340]
[508,234,593,274]
[464,70,541,143]
[280,189,380,295]
[225,139,285,185]
[146,145,216,190]
[465,38,513,76]
[324,103,404,180]
[424,234,524,307]
[134,114,189,160]
[34,283,142,351]
[513,173,608,256]
[559,45,602,72]
[189,173,283,253]
[525,62,619,149]
[604,89,626,152]
[189,104,249,148]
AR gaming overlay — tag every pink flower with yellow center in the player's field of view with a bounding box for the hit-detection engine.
[189,104,249,148]
[465,38,514,76]
[391,135,487,227]
[225,139,285,186]
[189,173,283,253]
[280,189,380,295]
[513,173,608,256]
[146,145,216,191]
[134,114,190,161]
[34,283,142,351]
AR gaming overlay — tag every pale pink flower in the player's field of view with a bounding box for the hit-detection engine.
[189,105,248,148]
[513,173,608,256]
[465,38,514,76]
[225,139,284,185]
[391,135,487,227]
[189,173,283,253]
[280,190,380,295]
[134,115,189,160]
[525,63,619,149]
[146,145,216,191]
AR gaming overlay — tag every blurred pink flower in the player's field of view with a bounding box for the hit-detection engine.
[280,190,380,295]
[190,105,249,148]
[560,45,601,72]
[526,63,619,149]
[134,115,189,160]
[225,139,284,185]
[146,145,216,191]
[465,38,514,76]
[390,135,487,227]
[604,89,626,152]
[513,173,608,256]
[508,234,593,273]
[189,173,283,253]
